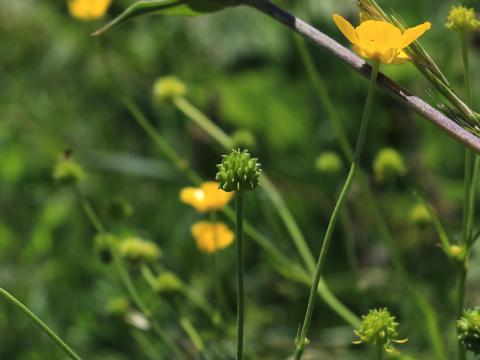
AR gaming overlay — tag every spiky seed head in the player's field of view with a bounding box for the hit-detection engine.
[215,149,262,192]
[445,6,480,33]
[458,308,480,355]
[354,308,407,354]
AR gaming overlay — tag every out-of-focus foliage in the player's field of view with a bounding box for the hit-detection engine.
[1,0,479,359]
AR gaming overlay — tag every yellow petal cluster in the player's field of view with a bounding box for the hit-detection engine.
[333,14,431,64]
[445,5,480,33]
[180,181,233,213]
[191,221,234,253]
[68,0,112,21]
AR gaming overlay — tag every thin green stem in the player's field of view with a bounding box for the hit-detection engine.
[296,37,447,360]
[173,97,233,149]
[122,95,202,185]
[293,60,380,360]
[457,32,475,360]
[180,317,206,354]
[235,192,245,360]
[375,342,383,360]
[0,287,82,360]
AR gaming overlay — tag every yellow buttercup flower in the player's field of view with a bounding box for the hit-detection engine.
[180,181,233,213]
[68,0,112,21]
[191,221,234,253]
[333,14,431,64]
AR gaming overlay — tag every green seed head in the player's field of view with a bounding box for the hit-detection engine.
[52,151,86,185]
[315,151,343,174]
[458,308,480,355]
[153,76,187,103]
[354,308,407,354]
[155,272,184,294]
[373,147,407,183]
[409,204,431,226]
[215,149,262,192]
[445,6,480,33]
[118,237,162,264]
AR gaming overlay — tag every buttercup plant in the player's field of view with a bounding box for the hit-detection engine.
[216,148,261,359]
[293,15,431,360]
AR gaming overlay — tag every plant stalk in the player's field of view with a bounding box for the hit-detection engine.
[0,288,82,360]
[293,60,380,360]
[235,191,245,360]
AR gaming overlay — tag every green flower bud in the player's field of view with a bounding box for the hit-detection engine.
[315,151,343,174]
[231,130,257,150]
[52,151,86,185]
[153,76,187,103]
[445,6,480,33]
[458,308,480,355]
[409,204,431,226]
[373,148,407,183]
[449,245,466,261]
[215,149,262,192]
[94,232,116,264]
[106,296,129,317]
[154,272,184,294]
[118,237,161,264]
[354,308,407,354]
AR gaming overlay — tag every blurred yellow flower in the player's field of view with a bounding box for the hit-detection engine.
[68,0,112,21]
[191,221,234,253]
[333,14,431,64]
[180,181,233,213]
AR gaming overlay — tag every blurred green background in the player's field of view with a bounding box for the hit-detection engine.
[1,0,480,359]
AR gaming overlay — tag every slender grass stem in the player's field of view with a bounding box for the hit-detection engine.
[293,60,380,360]
[0,288,82,360]
[235,192,245,360]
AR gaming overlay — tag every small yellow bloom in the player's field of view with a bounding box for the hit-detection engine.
[180,181,233,213]
[191,221,234,253]
[333,14,431,64]
[445,5,480,33]
[68,0,112,21]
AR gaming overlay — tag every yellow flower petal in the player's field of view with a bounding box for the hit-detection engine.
[395,22,431,50]
[68,0,111,21]
[333,14,430,65]
[180,187,208,213]
[180,182,232,213]
[391,50,410,65]
[333,14,359,44]
[356,20,401,54]
[191,221,234,253]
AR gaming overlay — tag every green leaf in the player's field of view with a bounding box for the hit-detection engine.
[92,0,236,36]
